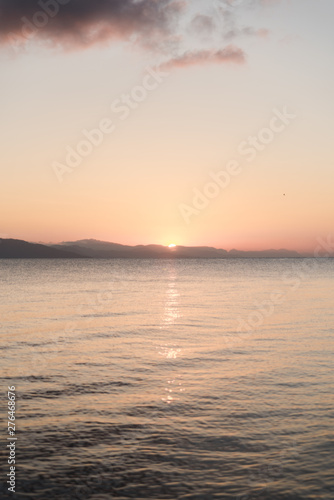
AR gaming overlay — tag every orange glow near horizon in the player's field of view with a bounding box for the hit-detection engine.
[1,0,333,253]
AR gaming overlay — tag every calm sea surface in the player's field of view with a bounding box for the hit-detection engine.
[0,259,333,500]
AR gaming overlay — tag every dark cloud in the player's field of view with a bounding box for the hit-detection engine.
[0,0,183,47]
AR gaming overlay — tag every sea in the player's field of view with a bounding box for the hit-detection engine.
[0,259,333,500]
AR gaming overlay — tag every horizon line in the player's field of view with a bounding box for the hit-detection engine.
[1,236,333,257]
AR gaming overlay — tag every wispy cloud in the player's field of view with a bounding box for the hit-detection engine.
[162,45,246,69]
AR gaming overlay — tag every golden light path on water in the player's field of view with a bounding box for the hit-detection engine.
[159,264,184,404]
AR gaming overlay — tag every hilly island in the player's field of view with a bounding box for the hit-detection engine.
[0,238,328,259]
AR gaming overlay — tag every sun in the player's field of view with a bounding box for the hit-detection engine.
[168,243,176,248]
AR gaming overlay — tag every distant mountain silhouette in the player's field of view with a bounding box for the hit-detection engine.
[0,237,322,259]
[52,240,230,259]
[51,239,304,259]
[0,239,81,258]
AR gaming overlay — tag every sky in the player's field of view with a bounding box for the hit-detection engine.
[0,0,333,251]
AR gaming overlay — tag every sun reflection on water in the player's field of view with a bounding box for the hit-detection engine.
[162,278,180,326]
[161,378,185,404]
[159,264,185,404]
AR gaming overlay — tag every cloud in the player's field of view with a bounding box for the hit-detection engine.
[0,0,274,69]
[279,34,302,46]
[162,45,246,69]
[224,26,270,40]
[189,15,216,37]
[0,0,183,48]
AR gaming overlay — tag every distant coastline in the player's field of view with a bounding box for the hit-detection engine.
[0,238,332,259]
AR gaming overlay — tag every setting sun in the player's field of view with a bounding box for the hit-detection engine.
[168,243,176,248]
